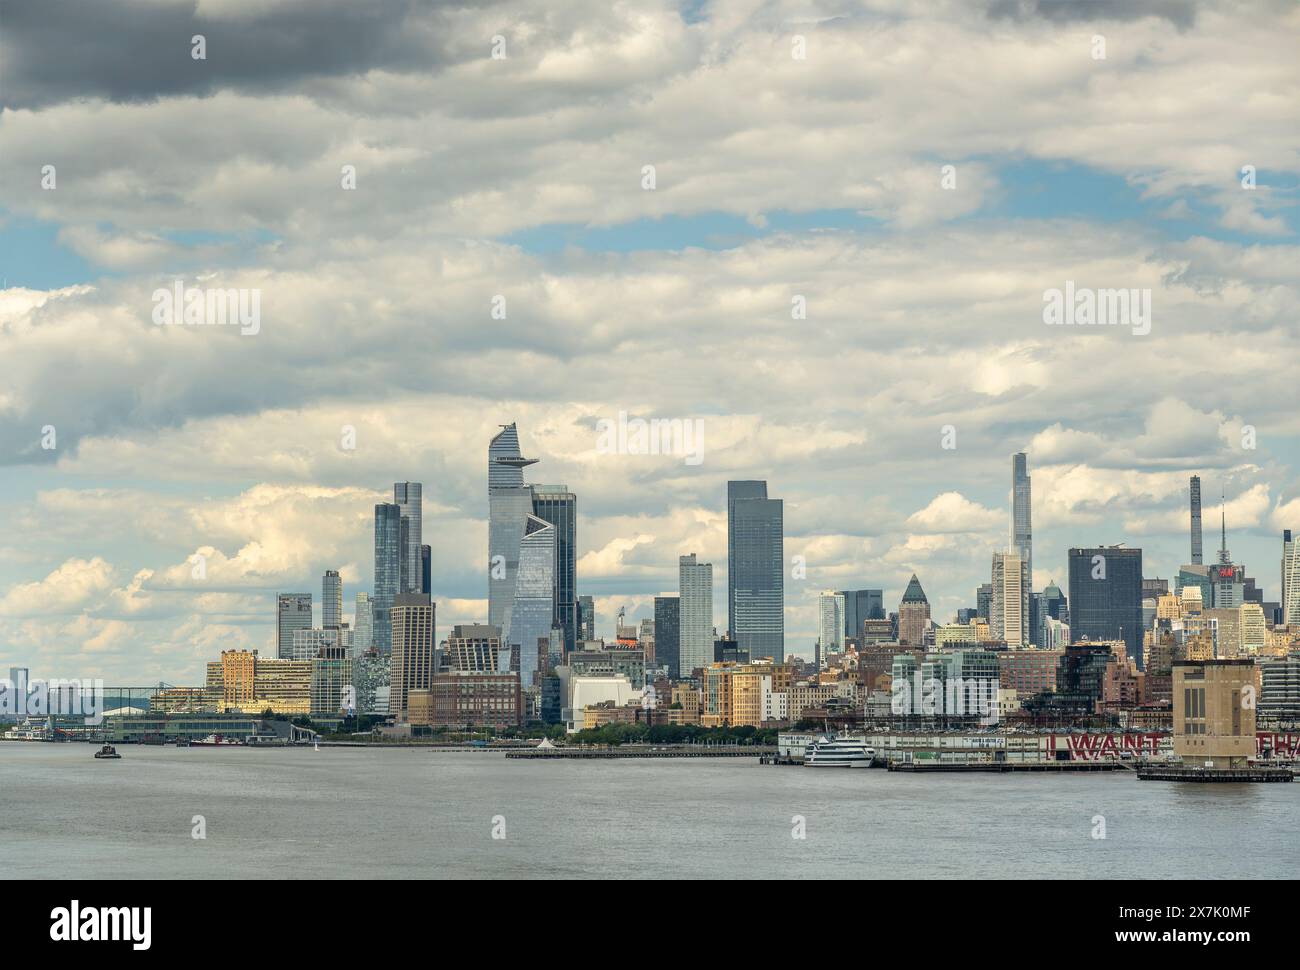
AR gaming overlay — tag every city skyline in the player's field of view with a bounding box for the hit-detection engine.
[2,0,1299,684]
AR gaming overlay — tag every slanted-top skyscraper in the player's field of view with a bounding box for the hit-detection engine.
[488,424,539,641]
[727,481,784,662]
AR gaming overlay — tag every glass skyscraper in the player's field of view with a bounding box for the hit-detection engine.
[508,514,556,688]
[654,596,680,679]
[838,588,884,641]
[1067,546,1143,667]
[373,503,402,655]
[276,593,312,660]
[488,424,539,644]
[394,482,423,594]
[727,480,784,662]
[532,485,577,656]
[353,592,373,657]
[578,595,595,641]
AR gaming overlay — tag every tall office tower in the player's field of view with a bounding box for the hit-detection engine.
[1038,580,1068,645]
[1190,475,1204,566]
[276,593,313,659]
[727,481,785,662]
[488,424,539,644]
[508,514,556,689]
[373,503,403,654]
[420,545,432,596]
[990,551,1028,646]
[818,590,846,662]
[678,554,714,676]
[898,575,930,647]
[654,596,681,679]
[531,485,577,656]
[393,482,423,594]
[390,592,435,720]
[1283,530,1300,625]
[322,570,342,629]
[1068,546,1144,668]
[578,596,595,641]
[353,592,373,656]
[838,588,884,641]
[1011,452,1033,633]
[976,583,993,621]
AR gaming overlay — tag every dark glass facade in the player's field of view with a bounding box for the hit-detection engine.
[532,488,577,656]
[654,596,680,679]
[1067,547,1143,668]
[373,503,402,655]
[838,588,884,640]
[727,481,784,662]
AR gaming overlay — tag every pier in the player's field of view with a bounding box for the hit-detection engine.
[888,760,1122,773]
[507,745,774,759]
[1136,765,1293,783]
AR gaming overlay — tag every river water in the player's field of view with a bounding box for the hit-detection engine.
[2,744,1294,879]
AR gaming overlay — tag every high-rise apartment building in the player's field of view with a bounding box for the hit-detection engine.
[991,551,1028,647]
[1068,546,1144,668]
[373,503,402,654]
[679,553,714,677]
[817,590,846,662]
[1012,453,1033,623]
[578,595,595,641]
[276,593,312,660]
[1190,475,1204,566]
[393,482,423,594]
[390,592,435,720]
[727,481,784,662]
[353,592,373,656]
[322,570,342,629]
[1283,530,1298,626]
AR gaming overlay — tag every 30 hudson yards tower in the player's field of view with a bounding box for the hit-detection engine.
[488,424,539,642]
[727,481,784,662]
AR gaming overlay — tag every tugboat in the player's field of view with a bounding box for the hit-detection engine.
[93,744,121,759]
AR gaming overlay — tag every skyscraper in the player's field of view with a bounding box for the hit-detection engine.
[420,545,432,596]
[531,485,577,656]
[679,553,713,676]
[1012,453,1033,626]
[373,503,402,654]
[390,592,435,720]
[818,590,846,662]
[393,482,423,594]
[654,596,681,679]
[991,551,1027,646]
[508,514,556,688]
[727,481,784,662]
[1068,546,1144,668]
[1283,530,1299,626]
[276,593,312,659]
[353,592,373,656]
[898,575,930,647]
[1190,475,1204,566]
[488,424,539,645]
[578,595,595,641]
[322,570,342,629]
[838,588,884,641]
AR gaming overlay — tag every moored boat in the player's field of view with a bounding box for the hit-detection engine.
[190,734,245,747]
[93,744,121,759]
[804,736,874,768]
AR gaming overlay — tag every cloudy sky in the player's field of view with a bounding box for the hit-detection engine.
[1,0,1298,683]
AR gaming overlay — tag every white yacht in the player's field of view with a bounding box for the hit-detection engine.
[803,736,874,768]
